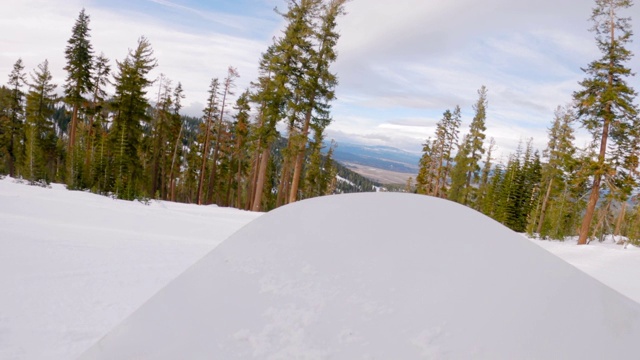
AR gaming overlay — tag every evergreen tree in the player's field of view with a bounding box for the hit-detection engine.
[448,135,471,203]
[475,137,496,212]
[148,74,174,199]
[574,0,639,245]
[288,0,346,204]
[428,107,461,197]
[463,85,488,205]
[64,8,94,185]
[4,59,27,177]
[416,138,434,195]
[448,87,488,205]
[24,60,58,183]
[209,67,239,205]
[489,141,542,232]
[229,90,251,208]
[249,0,324,211]
[197,78,220,205]
[109,37,157,199]
[168,82,185,201]
[83,53,111,189]
[531,106,577,238]
[0,86,12,174]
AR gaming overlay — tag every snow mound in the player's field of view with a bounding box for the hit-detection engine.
[80,193,640,359]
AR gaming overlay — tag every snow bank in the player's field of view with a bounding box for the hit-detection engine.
[80,193,640,359]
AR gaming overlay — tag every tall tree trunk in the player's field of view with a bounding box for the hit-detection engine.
[578,174,603,245]
[69,104,79,151]
[168,122,183,202]
[246,153,258,210]
[614,202,627,238]
[536,178,554,235]
[277,127,297,206]
[251,147,270,212]
[277,160,292,207]
[289,109,313,204]
[463,149,478,205]
[196,115,213,205]
[209,95,228,205]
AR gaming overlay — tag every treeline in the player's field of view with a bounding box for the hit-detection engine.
[0,0,351,212]
[416,0,640,244]
[334,161,380,193]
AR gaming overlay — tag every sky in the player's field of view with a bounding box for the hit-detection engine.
[2,0,640,161]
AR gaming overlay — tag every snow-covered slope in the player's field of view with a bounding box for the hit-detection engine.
[80,193,640,359]
[0,177,261,360]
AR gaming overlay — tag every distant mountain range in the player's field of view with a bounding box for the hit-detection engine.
[327,142,421,174]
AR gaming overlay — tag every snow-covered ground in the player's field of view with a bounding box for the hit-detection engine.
[2,177,640,358]
[0,177,261,360]
[531,236,640,305]
[81,192,640,359]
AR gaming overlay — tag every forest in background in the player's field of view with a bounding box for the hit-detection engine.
[415,0,640,244]
[1,0,639,245]
[0,0,356,212]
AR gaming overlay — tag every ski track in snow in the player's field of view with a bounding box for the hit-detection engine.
[2,177,640,359]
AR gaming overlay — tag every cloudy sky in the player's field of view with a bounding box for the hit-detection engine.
[2,0,640,160]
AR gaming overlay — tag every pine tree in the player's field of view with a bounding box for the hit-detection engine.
[109,37,157,199]
[463,85,488,205]
[24,60,58,183]
[83,53,111,188]
[448,135,471,203]
[64,8,94,185]
[475,137,496,211]
[168,83,185,201]
[531,106,577,238]
[574,0,639,245]
[288,0,346,204]
[197,78,220,205]
[4,59,27,177]
[148,74,174,199]
[429,107,461,197]
[416,138,434,195]
[209,67,239,205]
[229,90,251,208]
[0,86,12,174]
[249,0,325,211]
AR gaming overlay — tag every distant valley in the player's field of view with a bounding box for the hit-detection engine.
[328,142,420,184]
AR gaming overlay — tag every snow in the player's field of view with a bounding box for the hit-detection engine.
[530,236,640,305]
[0,177,261,360]
[335,175,355,187]
[79,192,640,359]
[3,177,640,359]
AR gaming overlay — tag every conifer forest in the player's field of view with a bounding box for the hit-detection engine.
[1,0,640,244]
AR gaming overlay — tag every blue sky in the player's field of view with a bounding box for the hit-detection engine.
[2,0,640,161]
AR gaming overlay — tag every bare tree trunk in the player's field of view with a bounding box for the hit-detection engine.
[289,107,314,204]
[251,148,270,212]
[168,122,183,202]
[245,150,259,210]
[196,115,213,205]
[614,202,627,239]
[536,178,554,235]
[69,105,79,151]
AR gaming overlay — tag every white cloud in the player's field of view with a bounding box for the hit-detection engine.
[2,0,640,161]
[0,0,272,117]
